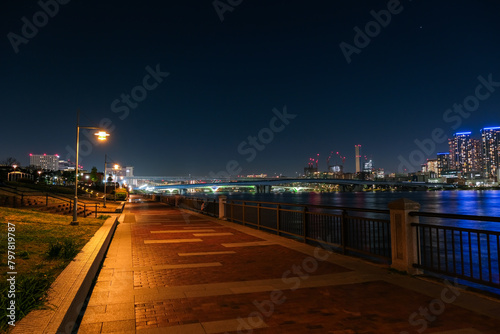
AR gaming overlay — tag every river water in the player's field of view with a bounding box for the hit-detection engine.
[193,190,500,230]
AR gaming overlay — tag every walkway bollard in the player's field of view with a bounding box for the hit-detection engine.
[388,198,422,275]
[218,195,227,220]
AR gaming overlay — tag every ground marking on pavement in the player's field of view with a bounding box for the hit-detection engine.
[144,239,203,244]
[151,229,216,233]
[152,262,222,270]
[222,241,277,248]
[192,232,234,237]
[178,251,236,256]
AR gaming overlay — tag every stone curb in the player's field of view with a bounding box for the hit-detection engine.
[11,214,122,334]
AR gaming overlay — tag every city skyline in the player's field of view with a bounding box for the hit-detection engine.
[1,1,500,176]
[16,123,500,178]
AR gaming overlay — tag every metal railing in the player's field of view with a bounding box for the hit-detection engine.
[410,211,500,289]
[226,200,391,261]
[160,196,219,217]
[0,186,101,218]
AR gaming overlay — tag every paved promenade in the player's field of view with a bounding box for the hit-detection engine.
[78,199,500,333]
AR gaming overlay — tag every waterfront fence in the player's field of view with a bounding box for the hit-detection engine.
[410,212,500,289]
[160,195,500,292]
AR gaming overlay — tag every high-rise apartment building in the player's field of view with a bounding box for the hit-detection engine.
[481,127,500,179]
[449,132,473,173]
[437,152,450,176]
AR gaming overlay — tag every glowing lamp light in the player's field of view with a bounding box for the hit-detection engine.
[114,164,119,170]
[95,131,110,141]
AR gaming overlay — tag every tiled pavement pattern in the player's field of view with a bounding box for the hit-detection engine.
[79,199,500,333]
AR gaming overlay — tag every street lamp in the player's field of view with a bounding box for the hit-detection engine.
[104,154,108,208]
[113,164,120,202]
[72,110,109,225]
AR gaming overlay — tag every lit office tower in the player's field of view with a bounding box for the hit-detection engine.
[481,126,500,179]
[449,132,473,173]
[355,145,361,173]
[436,152,450,176]
[29,154,60,171]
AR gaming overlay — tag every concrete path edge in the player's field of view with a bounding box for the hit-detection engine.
[11,214,122,334]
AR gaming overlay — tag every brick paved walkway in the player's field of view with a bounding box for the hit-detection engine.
[78,199,500,333]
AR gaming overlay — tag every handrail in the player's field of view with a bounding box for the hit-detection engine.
[409,211,500,223]
[411,222,500,234]
[226,199,390,214]
[1,187,102,209]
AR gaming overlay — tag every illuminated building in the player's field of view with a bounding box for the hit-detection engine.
[436,152,450,177]
[449,132,473,173]
[426,159,438,174]
[470,138,483,173]
[481,126,500,179]
[363,159,373,173]
[105,165,135,181]
[29,153,60,171]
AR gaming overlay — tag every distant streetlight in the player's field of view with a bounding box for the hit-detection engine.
[103,155,120,208]
[72,110,110,226]
[113,164,120,202]
[12,165,18,170]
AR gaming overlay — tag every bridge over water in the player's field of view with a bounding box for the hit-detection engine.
[132,177,453,193]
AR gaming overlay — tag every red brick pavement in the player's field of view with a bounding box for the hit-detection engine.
[80,200,500,334]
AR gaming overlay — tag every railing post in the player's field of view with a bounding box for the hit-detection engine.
[303,206,308,243]
[276,204,280,235]
[231,201,234,222]
[95,204,98,218]
[46,193,48,206]
[341,210,348,254]
[388,198,422,275]
[257,203,261,230]
[21,194,24,207]
[84,203,86,217]
[242,202,246,226]
[174,195,181,207]
[218,196,227,220]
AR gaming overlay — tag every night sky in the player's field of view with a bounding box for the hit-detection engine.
[1,0,500,176]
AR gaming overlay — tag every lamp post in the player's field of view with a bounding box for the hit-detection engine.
[113,164,119,202]
[104,154,108,208]
[72,110,109,225]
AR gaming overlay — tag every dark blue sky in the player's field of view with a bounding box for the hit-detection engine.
[1,0,500,176]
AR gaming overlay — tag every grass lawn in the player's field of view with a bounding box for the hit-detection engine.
[0,207,107,332]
